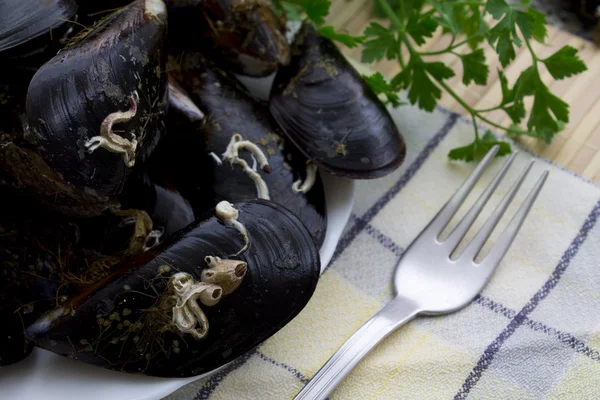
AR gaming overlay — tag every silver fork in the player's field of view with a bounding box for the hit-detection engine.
[293,146,549,400]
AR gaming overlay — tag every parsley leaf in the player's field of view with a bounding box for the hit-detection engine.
[516,8,547,43]
[317,26,365,48]
[511,66,569,142]
[409,66,441,111]
[406,59,454,111]
[513,65,537,97]
[485,0,522,67]
[528,86,569,142]
[448,131,511,161]
[287,0,331,25]
[406,12,438,45]
[361,22,397,63]
[363,72,403,107]
[542,45,588,80]
[504,103,526,124]
[498,69,514,103]
[528,8,548,42]
[431,2,458,35]
[485,0,509,19]
[498,70,525,123]
[281,3,303,21]
[391,63,413,90]
[425,61,455,80]
[452,5,489,49]
[461,49,489,85]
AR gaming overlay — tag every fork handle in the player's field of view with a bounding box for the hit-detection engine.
[293,296,420,400]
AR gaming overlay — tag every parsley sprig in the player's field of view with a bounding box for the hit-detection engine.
[273,0,587,161]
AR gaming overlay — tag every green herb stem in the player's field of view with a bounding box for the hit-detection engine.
[419,38,468,56]
[431,73,474,114]
[398,46,406,68]
[377,0,404,31]
[398,0,406,25]
[477,115,516,133]
[476,105,503,113]
[445,1,486,7]
[524,36,540,65]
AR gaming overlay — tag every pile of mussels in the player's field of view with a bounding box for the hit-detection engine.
[0,0,405,376]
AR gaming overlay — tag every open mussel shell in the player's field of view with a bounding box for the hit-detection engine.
[155,55,327,246]
[0,0,78,63]
[269,22,407,179]
[167,0,290,77]
[25,0,168,204]
[26,200,320,377]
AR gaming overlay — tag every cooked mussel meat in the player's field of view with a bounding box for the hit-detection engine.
[269,22,406,179]
[167,0,290,77]
[26,200,320,377]
[153,55,327,245]
[22,0,168,216]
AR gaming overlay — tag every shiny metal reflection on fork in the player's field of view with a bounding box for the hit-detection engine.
[293,145,549,400]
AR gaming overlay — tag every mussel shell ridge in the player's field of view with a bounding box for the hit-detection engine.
[269,23,406,179]
[26,200,320,377]
[0,0,78,55]
[25,0,168,200]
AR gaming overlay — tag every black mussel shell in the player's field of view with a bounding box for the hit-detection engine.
[0,187,170,365]
[26,200,320,377]
[0,190,83,366]
[0,300,33,366]
[0,67,121,216]
[269,23,407,179]
[25,0,168,205]
[0,0,78,63]
[167,0,290,77]
[119,171,196,239]
[153,56,327,246]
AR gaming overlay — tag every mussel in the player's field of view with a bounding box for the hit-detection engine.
[269,23,407,179]
[26,200,320,377]
[0,187,162,366]
[0,0,78,64]
[118,171,196,239]
[153,54,327,245]
[166,0,290,76]
[19,0,168,216]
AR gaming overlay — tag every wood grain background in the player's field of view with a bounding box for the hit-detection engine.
[327,2,600,184]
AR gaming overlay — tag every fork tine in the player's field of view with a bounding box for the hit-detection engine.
[478,169,549,273]
[444,151,518,250]
[460,159,535,261]
[427,145,500,237]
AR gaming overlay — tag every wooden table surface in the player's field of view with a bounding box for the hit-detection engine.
[327,2,600,184]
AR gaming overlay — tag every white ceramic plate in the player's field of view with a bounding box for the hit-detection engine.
[0,173,354,400]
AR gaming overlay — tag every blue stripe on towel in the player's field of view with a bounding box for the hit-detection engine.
[455,199,600,399]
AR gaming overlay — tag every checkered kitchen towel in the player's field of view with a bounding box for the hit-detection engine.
[166,99,600,399]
